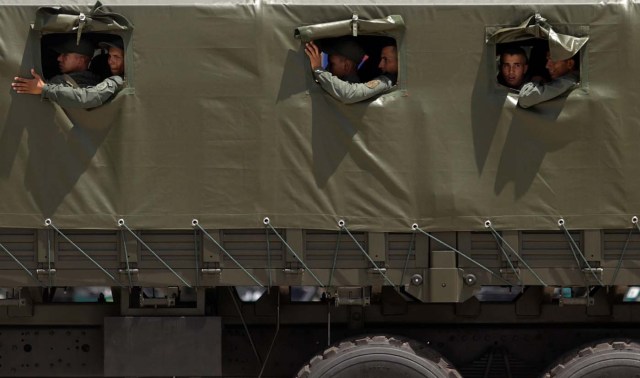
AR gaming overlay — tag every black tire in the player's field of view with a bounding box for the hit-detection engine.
[296,335,461,378]
[542,340,640,377]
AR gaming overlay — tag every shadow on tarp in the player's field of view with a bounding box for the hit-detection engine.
[471,41,578,199]
[0,29,124,216]
[494,94,575,199]
[276,49,308,104]
[471,43,510,174]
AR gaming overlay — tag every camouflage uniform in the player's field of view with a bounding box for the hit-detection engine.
[313,69,395,104]
[42,73,123,109]
[518,71,579,108]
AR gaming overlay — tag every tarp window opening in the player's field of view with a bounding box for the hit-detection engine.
[295,15,405,97]
[34,3,134,86]
[488,14,589,91]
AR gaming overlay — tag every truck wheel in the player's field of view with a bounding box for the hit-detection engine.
[296,335,461,378]
[543,340,640,377]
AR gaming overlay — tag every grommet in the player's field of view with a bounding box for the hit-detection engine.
[191,219,199,227]
[464,274,477,286]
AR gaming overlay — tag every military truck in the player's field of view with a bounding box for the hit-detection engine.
[1,1,640,377]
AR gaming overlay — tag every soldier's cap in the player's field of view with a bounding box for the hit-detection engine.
[52,38,95,57]
[323,38,365,64]
[99,39,124,51]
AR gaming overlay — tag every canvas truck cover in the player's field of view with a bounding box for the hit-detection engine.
[0,1,639,232]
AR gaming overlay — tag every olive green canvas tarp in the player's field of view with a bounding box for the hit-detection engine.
[0,1,639,232]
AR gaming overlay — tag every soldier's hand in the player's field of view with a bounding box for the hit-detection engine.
[304,41,322,70]
[11,69,45,95]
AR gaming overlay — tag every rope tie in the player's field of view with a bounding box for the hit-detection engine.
[263,218,324,287]
[611,216,640,285]
[328,228,342,287]
[558,219,603,286]
[265,225,272,288]
[339,220,395,287]
[412,223,513,286]
[120,230,133,287]
[193,228,200,287]
[484,220,547,287]
[118,219,191,288]
[47,228,52,288]
[400,232,416,286]
[192,220,263,287]
[45,219,123,287]
[0,240,40,285]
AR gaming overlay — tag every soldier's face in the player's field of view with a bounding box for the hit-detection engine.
[545,51,575,80]
[329,55,350,79]
[378,46,398,75]
[108,47,125,76]
[500,54,528,88]
[57,53,85,73]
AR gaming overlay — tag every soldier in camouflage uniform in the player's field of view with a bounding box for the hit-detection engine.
[518,51,579,108]
[11,37,124,109]
[305,40,398,104]
[323,38,365,84]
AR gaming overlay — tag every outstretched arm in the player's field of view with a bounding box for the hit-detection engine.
[42,76,125,109]
[11,69,45,95]
[313,71,394,104]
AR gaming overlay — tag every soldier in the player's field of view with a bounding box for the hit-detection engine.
[11,38,125,109]
[323,38,365,83]
[305,39,398,104]
[498,47,529,89]
[518,51,579,108]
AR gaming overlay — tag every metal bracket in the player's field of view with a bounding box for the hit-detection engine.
[335,286,370,307]
[0,298,26,307]
[559,296,594,306]
[140,296,176,308]
[0,289,27,307]
[351,13,359,37]
[368,267,387,274]
[75,13,87,44]
[36,268,56,276]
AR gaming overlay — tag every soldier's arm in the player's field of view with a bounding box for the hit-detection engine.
[313,69,393,104]
[41,76,124,109]
[518,75,578,109]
